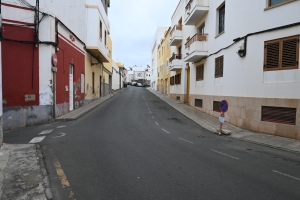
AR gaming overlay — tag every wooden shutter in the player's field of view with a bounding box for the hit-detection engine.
[264,35,299,71]
[282,37,298,68]
[262,106,296,125]
[265,41,280,69]
[196,64,204,81]
[215,56,223,78]
[215,58,219,77]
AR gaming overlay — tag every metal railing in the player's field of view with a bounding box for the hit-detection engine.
[170,25,182,37]
[185,0,193,12]
[185,33,207,49]
[186,0,208,12]
[169,54,182,63]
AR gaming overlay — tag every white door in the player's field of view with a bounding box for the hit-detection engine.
[69,65,74,111]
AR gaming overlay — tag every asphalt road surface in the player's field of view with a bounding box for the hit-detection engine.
[4,86,300,200]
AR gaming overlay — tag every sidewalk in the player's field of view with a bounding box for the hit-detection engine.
[0,144,52,200]
[148,88,300,154]
[55,92,116,121]
[0,92,118,199]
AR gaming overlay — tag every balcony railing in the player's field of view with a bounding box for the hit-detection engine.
[170,25,182,37]
[185,0,209,25]
[169,54,182,63]
[185,33,207,49]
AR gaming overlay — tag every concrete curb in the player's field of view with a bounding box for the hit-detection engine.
[36,145,54,200]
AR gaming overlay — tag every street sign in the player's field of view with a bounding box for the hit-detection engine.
[219,100,228,113]
[52,53,58,67]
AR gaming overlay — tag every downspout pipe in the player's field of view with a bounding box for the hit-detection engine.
[0,0,3,147]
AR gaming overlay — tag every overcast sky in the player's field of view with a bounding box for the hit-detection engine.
[109,0,179,69]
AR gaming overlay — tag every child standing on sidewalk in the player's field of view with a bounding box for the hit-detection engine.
[219,112,225,135]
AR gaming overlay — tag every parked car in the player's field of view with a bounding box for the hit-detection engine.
[131,82,137,86]
[136,83,142,87]
[143,83,150,87]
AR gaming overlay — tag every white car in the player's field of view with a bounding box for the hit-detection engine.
[136,83,142,87]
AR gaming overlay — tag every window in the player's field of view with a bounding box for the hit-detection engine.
[215,56,224,78]
[264,35,299,71]
[92,72,95,94]
[268,0,291,7]
[170,76,175,85]
[196,64,204,81]
[198,22,205,35]
[213,101,221,112]
[262,106,296,125]
[195,99,203,108]
[99,21,102,39]
[218,4,225,34]
[175,74,181,84]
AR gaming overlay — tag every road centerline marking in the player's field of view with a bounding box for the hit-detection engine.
[162,128,170,134]
[155,122,159,126]
[211,149,239,160]
[179,137,194,144]
[272,170,300,181]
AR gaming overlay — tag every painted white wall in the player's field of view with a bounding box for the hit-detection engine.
[151,27,169,89]
[170,0,300,99]
[27,0,87,42]
[86,4,109,61]
[39,16,56,105]
[169,0,194,95]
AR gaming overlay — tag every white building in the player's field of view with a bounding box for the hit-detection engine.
[151,27,169,89]
[112,61,120,90]
[168,0,300,139]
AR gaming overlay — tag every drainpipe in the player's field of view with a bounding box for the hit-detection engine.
[52,18,59,120]
[0,0,3,147]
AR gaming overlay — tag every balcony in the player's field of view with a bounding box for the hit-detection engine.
[169,25,183,46]
[184,33,208,62]
[169,54,183,71]
[185,0,209,25]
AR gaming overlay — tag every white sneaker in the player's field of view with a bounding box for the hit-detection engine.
[219,132,221,135]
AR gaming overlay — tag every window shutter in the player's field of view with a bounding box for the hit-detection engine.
[282,38,298,68]
[265,41,280,69]
[215,58,219,77]
[200,65,204,80]
[220,57,223,76]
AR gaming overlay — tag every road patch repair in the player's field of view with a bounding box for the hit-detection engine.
[0,144,53,199]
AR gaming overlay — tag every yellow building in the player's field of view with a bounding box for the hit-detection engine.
[85,34,112,101]
[103,35,113,96]
[157,27,171,94]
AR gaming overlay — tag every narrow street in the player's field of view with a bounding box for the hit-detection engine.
[4,87,300,200]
